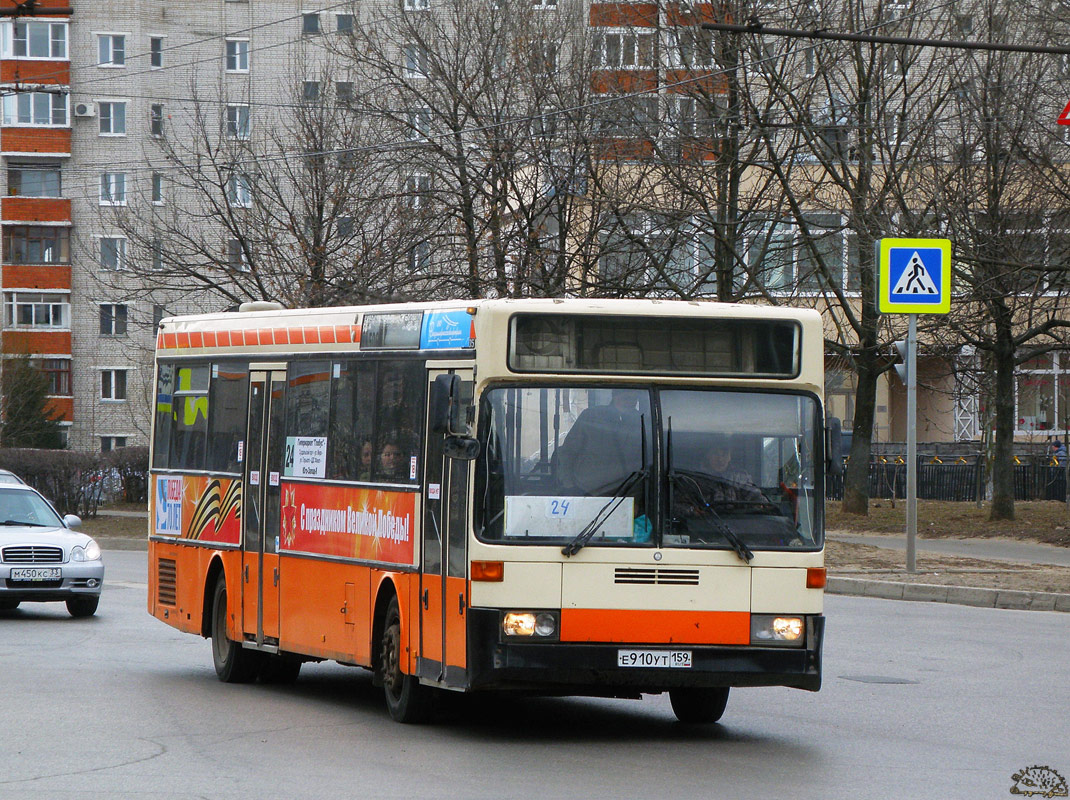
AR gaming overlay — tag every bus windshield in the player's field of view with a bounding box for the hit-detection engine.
[476,386,821,551]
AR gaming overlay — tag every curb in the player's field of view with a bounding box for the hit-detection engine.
[828,576,1070,613]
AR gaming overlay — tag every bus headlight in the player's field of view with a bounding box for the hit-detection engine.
[750,615,805,646]
[502,611,558,639]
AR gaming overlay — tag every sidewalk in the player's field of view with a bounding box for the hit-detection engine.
[827,531,1070,612]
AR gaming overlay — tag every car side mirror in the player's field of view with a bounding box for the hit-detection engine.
[63,514,82,529]
[826,417,844,476]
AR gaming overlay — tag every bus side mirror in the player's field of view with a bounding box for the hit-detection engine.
[826,417,844,476]
[430,373,471,436]
[443,436,480,460]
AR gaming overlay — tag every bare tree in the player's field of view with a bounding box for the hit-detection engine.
[928,0,1070,519]
[96,57,420,311]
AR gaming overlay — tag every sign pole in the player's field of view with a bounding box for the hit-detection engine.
[906,313,917,573]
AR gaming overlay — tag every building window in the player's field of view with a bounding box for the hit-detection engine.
[336,14,354,32]
[3,226,70,264]
[150,103,164,136]
[97,33,125,66]
[7,164,61,197]
[2,91,67,126]
[302,12,321,34]
[405,173,431,208]
[100,237,126,270]
[408,240,431,273]
[227,174,252,208]
[406,107,431,140]
[226,238,249,271]
[38,358,71,396]
[150,35,163,68]
[403,43,428,78]
[98,101,127,135]
[225,39,249,72]
[668,28,715,68]
[99,172,126,205]
[151,171,164,204]
[101,436,128,452]
[335,81,353,103]
[403,0,430,10]
[100,369,128,401]
[746,214,845,294]
[302,81,320,102]
[99,303,128,335]
[4,291,69,328]
[153,305,166,330]
[594,30,655,68]
[3,20,67,59]
[225,104,250,138]
[152,237,164,271]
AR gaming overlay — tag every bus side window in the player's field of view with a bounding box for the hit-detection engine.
[153,364,175,469]
[205,363,249,474]
[171,364,210,470]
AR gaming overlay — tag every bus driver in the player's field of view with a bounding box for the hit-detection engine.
[554,388,646,496]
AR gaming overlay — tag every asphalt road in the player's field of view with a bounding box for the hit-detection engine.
[0,550,1067,800]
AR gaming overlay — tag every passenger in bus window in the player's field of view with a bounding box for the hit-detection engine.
[359,439,374,481]
[378,435,413,482]
[554,388,646,496]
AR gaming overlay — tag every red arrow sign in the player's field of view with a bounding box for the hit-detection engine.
[1059,100,1070,125]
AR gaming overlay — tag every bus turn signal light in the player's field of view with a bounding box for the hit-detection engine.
[806,567,826,589]
[472,561,504,582]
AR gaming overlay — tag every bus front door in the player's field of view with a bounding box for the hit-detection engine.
[242,368,287,649]
[420,368,472,687]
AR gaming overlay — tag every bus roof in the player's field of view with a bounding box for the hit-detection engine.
[155,298,822,366]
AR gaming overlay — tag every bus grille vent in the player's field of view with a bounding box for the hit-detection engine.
[157,558,177,607]
[614,567,699,586]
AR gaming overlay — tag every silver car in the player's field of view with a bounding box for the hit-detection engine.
[0,484,104,617]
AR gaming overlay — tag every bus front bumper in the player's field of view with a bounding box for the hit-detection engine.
[466,609,823,695]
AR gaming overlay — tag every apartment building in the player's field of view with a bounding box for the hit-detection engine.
[1,0,324,451]
[1,0,1063,452]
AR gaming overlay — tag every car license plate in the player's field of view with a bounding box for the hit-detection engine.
[617,649,692,669]
[9,567,61,582]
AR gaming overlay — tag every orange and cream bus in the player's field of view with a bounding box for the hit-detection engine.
[148,298,836,723]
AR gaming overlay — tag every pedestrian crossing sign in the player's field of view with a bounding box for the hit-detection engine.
[878,237,951,314]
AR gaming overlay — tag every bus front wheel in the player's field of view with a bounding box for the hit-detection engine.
[669,687,730,724]
[380,596,431,723]
[211,573,261,683]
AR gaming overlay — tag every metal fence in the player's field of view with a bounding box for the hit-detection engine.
[826,459,1070,502]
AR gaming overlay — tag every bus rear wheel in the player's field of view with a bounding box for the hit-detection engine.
[211,573,261,683]
[380,596,431,723]
[669,687,730,724]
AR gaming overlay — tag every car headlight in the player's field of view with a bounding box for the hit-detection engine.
[750,614,806,647]
[71,540,102,562]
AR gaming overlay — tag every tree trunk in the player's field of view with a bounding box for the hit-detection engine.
[841,350,880,514]
[989,328,1016,520]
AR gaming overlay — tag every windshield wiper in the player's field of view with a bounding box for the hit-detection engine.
[561,469,647,557]
[671,468,788,517]
[668,472,754,563]
[1,519,49,527]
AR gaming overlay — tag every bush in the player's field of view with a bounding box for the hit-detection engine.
[0,448,146,517]
[102,446,149,504]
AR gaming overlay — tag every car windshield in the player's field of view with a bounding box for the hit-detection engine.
[475,386,821,551]
[0,488,63,527]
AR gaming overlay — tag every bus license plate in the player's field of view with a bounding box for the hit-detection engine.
[617,649,692,669]
[10,567,61,582]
